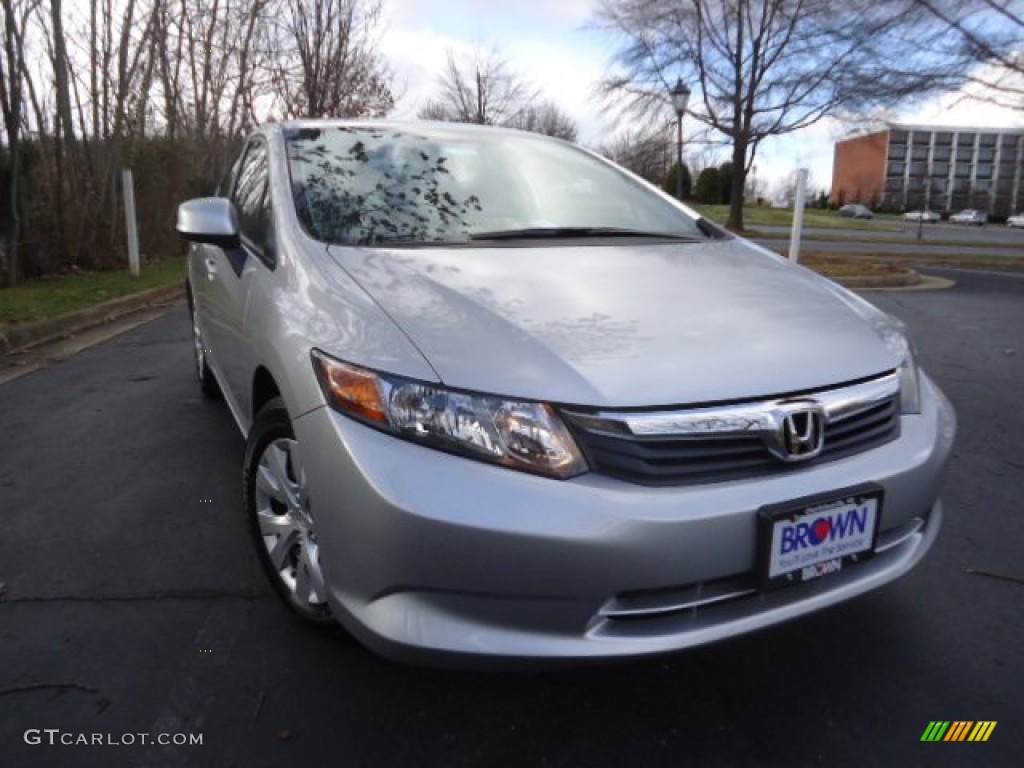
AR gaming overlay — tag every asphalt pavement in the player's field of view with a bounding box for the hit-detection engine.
[1,271,1022,767]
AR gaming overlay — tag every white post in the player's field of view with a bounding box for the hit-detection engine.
[122,169,141,277]
[788,168,809,263]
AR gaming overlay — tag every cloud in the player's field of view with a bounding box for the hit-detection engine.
[379,0,612,142]
[378,1,1022,190]
[758,61,1024,191]
[898,62,1024,128]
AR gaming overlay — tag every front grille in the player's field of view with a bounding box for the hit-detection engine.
[564,375,900,486]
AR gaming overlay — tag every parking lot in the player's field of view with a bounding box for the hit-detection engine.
[1,268,1021,767]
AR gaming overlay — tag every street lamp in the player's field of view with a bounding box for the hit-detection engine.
[670,78,691,200]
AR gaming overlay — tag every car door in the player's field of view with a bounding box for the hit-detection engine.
[197,137,274,426]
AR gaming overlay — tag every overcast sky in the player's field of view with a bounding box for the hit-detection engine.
[379,0,1024,194]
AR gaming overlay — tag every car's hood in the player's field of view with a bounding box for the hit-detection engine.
[326,240,898,407]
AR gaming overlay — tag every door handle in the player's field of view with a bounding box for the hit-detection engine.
[205,257,217,281]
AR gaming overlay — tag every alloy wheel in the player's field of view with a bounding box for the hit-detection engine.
[252,438,328,612]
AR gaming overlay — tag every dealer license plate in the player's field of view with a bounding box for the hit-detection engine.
[758,485,882,589]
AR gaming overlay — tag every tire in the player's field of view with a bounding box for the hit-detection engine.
[187,284,222,399]
[244,398,334,624]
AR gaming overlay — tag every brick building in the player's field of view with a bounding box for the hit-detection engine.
[831,124,1024,216]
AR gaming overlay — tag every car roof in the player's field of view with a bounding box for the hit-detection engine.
[260,118,564,144]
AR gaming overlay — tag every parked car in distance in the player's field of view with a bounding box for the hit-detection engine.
[1007,212,1024,228]
[903,210,940,223]
[175,120,956,665]
[838,204,873,219]
[949,209,987,226]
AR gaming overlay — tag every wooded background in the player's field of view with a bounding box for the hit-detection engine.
[0,0,395,285]
[1,0,1020,285]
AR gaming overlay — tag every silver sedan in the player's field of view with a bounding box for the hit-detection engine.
[177,120,955,664]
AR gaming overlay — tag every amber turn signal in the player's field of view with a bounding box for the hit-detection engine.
[311,349,388,423]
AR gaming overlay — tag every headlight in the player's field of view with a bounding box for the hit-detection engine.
[311,349,587,479]
[874,318,922,414]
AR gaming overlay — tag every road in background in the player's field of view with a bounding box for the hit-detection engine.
[1,272,1021,767]
[757,223,1024,245]
[751,222,1024,257]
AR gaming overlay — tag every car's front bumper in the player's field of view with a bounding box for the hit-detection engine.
[293,373,955,664]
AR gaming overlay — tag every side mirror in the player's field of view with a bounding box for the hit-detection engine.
[176,197,240,249]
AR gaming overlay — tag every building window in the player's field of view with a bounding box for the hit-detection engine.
[910,162,926,176]
[888,162,906,176]
[911,147,929,161]
[977,148,995,162]
[979,133,997,147]
[890,130,908,143]
[931,163,949,177]
[888,144,906,160]
[955,163,971,178]
[932,147,951,161]
[934,132,953,145]
[952,146,973,162]
[976,164,993,178]
[957,133,976,147]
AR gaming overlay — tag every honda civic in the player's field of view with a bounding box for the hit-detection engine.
[176,121,956,664]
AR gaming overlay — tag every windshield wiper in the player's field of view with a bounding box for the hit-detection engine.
[468,227,704,241]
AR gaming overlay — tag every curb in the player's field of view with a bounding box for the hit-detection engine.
[831,267,923,289]
[0,282,184,355]
[856,273,956,292]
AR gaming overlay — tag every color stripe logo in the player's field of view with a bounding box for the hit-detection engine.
[921,721,997,742]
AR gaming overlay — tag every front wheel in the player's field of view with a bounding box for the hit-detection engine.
[244,398,333,624]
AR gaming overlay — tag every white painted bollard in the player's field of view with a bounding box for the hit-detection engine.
[788,168,809,263]
[122,169,140,277]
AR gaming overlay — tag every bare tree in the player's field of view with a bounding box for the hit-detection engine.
[49,0,75,257]
[596,0,976,230]
[913,0,1024,110]
[595,125,674,184]
[506,100,579,141]
[418,48,539,125]
[0,0,38,286]
[150,0,273,141]
[271,0,394,119]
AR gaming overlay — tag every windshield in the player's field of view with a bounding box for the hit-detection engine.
[285,125,707,246]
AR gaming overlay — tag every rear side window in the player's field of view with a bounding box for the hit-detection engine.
[232,141,270,245]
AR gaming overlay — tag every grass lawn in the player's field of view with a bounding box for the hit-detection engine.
[691,203,904,231]
[800,255,907,278]
[0,257,185,330]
